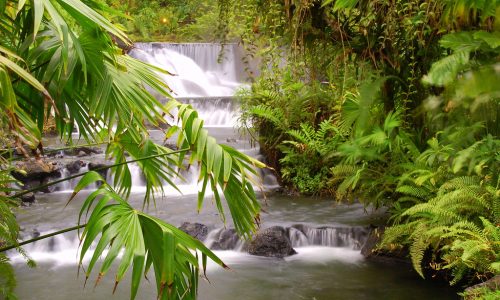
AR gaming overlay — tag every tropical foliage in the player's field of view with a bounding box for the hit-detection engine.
[1,0,500,298]
[231,0,500,294]
[0,0,264,299]
[103,0,231,42]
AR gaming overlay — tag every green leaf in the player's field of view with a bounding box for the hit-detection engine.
[68,171,105,202]
[473,31,500,49]
[0,55,46,92]
[33,0,45,37]
[422,51,470,87]
[440,32,482,52]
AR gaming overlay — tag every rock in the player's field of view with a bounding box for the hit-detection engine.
[179,222,208,241]
[464,276,500,299]
[63,146,101,156]
[210,229,241,250]
[360,226,383,257]
[65,160,86,174]
[12,159,61,182]
[361,226,409,263]
[88,162,107,170]
[88,162,109,177]
[20,192,35,203]
[248,226,296,258]
[12,159,61,193]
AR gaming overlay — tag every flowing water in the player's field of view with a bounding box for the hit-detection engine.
[11,43,458,300]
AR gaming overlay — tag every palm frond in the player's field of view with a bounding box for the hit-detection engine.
[70,172,227,300]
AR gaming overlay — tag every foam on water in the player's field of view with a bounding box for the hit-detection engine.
[285,247,364,264]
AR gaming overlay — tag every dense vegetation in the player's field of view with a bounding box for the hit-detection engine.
[1,0,499,299]
[224,0,500,296]
[0,1,263,299]
[103,0,225,42]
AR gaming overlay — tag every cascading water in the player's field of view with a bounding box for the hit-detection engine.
[131,43,245,98]
[11,44,458,300]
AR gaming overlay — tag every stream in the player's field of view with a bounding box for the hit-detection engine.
[11,43,459,300]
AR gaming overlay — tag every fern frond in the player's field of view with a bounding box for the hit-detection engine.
[380,221,419,246]
[248,104,286,129]
[316,118,337,140]
[0,254,16,299]
[440,176,480,191]
[449,264,469,285]
[409,224,431,278]
[403,203,462,224]
[331,164,361,176]
[452,140,485,173]
[397,185,431,199]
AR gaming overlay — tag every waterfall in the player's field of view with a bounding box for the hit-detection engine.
[130,43,246,98]
[154,43,244,82]
[21,43,272,195]
[9,232,84,266]
[9,224,369,267]
[204,225,369,252]
[171,96,240,127]
[287,225,369,250]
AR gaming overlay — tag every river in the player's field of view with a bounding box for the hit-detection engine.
[11,43,459,300]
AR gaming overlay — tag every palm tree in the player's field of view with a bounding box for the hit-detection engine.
[0,1,264,299]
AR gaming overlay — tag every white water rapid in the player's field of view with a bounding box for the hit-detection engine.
[131,43,245,98]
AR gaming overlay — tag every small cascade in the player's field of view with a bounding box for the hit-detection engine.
[9,232,83,266]
[56,168,71,192]
[49,160,204,196]
[205,228,245,251]
[288,225,369,250]
[204,224,369,252]
[9,224,369,267]
[124,164,146,189]
[54,165,93,193]
[288,227,309,247]
[172,96,239,127]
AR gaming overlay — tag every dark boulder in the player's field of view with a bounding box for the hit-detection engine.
[65,160,86,174]
[88,162,109,177]
[210,229,241,250]
[12,159,61,193]
[179,222,209,241]
[361,226,409,264]
[360,226,383,257]
[63,146,101,157]
[248,226,296,258]
[12,159,60,182]
[20,192,35,204]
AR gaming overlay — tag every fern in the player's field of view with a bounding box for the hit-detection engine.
[382,167,499,283]
[248,104,287,130]
[0,168,35,298]
[396,185,431,199]
[0,255,16,300]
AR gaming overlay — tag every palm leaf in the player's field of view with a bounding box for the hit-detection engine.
[72,172,228,300]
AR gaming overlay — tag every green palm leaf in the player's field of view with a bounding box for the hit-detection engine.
[71,172,228,300]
